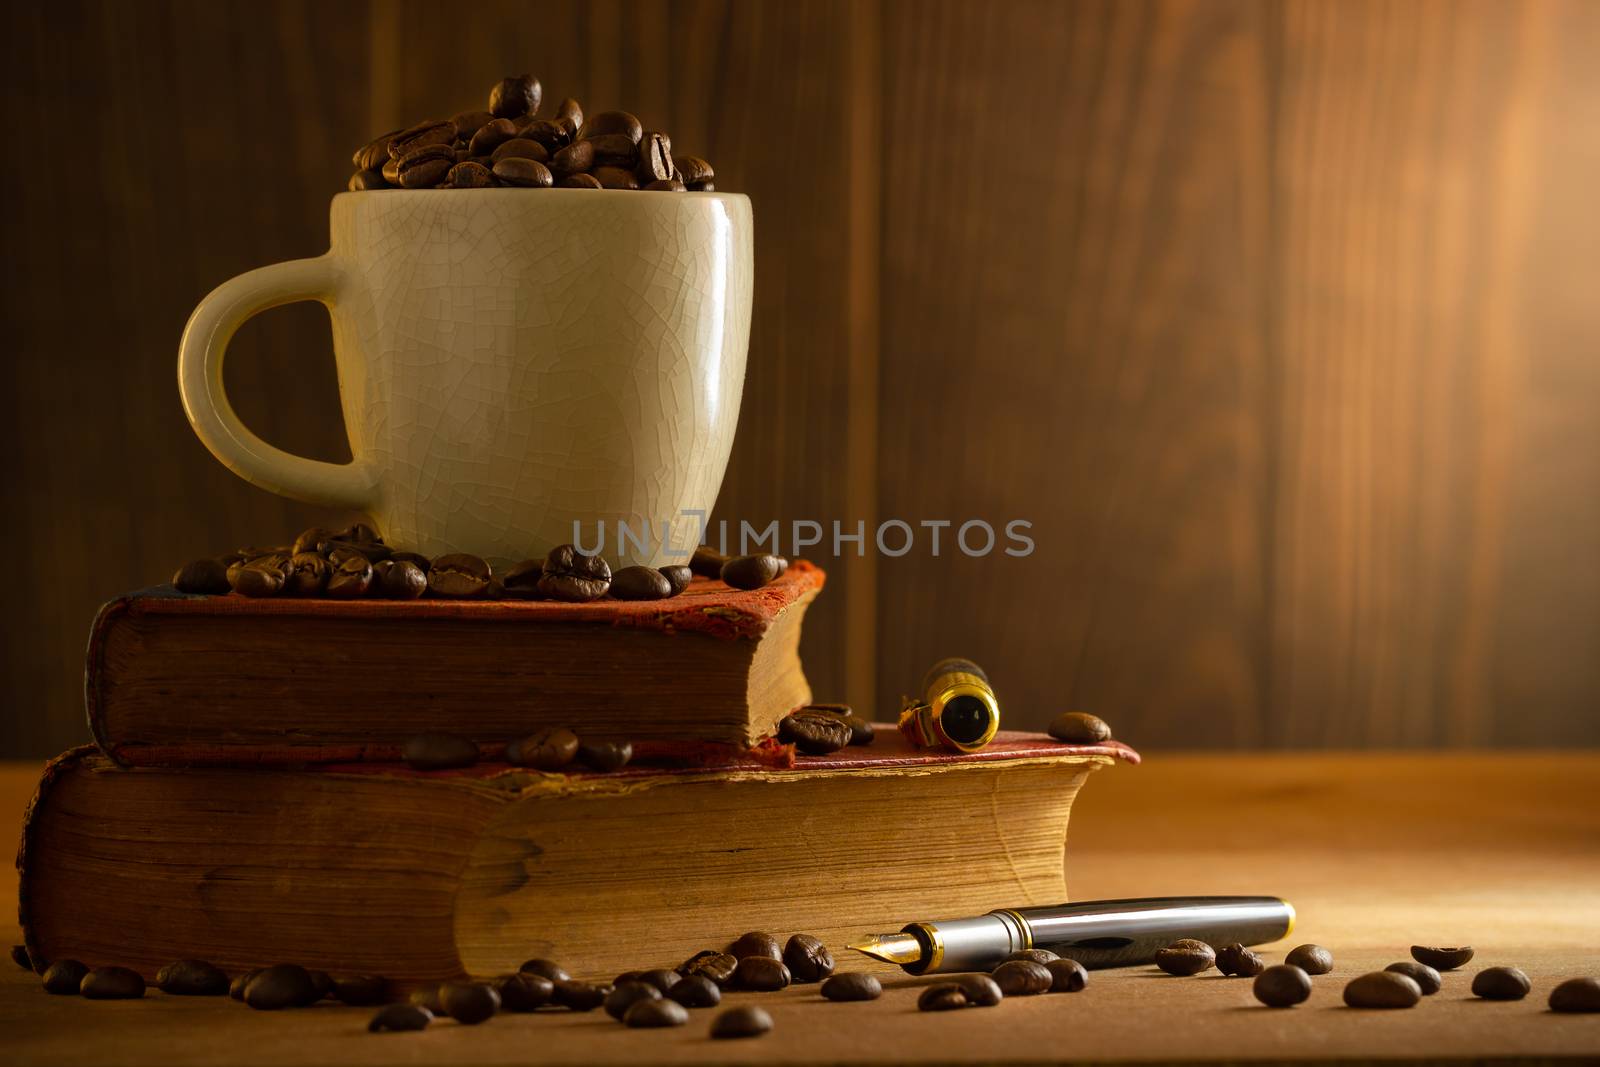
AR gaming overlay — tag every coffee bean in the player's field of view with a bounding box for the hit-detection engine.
[658,564,693,597]
[735,956,790,992]
[918,983,969,1011]
[821,972,882,1001]
[447,161,495,189]
[409,986,444,1014]
[500,558,544,599]
[353,131,400,171]
[1284,944,1334,975]
[677,156,714,184]
[549,139,595,177]
[283,551,330,596]
[576,739,632,772]
[326,554,373,598]
[644,179,687,192]
[843,714,874,745]
[1472,966,1530,1000]
[491,138,550,164]
[490,75,541,119]
[1254,964,1313,1007]
[323,538,390,562]
[958,974,1004,1006]
[403,732,479,770]
[553,979,607,1011]
[690,546,728,578]
[173,558,230,594]
[778,709,853,755]
[42,959,87,994]
[397,143,455,189]
[783,933,835,982]
[559,174,603,189]
[348,170,388,191]
[332,974,388,1006]
[79,965,145,999]
[468,117,518,156]
[722,554,783,590]
[592,165,640,190]
[583,110,642,142]
[991,960,1052,996]
[605,980,660,1020]
[1549,976,1600,1013]
[1411,945,1474,970]
[728,931,783,960]
[611,565,673,601]
[625,997,688,1028]
[689,180,715,192]
[373,559,427,599]
[1385,960,1441,995]
[369,1003,432,1032]
[1343,971,1422,1008]
[506,727,579,770]
[1046,958,1088,992]
[1004,948,1060,966]
[10,944,30,971]
[519,958,569,982]
[1154,939,1215,976]
[678,950,738,986]
[244,964,319,1009]
[450,110,494,139]
[588,133,641,166]
[1048,711,1112,744]
[637,132,674,183]
[711,1004,772,1038]
[1216,943,1267,978]
[667,974,720,1008]
[389,119,455,159]
[539,544,612,601]
[429,553,492,598]
[442,981,500,1023]
[381,157,401,185]
[496,973,554,1011]
[228,969,261,1000]
[635,968,679,993]
[230,557,287,597]
[156,959,229,995]
[308,969,333,1000]
[557,97,584,134]
[519,118,568,147]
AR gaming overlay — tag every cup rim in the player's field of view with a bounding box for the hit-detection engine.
[335,188,746,202]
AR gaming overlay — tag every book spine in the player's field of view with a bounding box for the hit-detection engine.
[14,746,98,971]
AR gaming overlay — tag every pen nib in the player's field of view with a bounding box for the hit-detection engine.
[849,932,924,966]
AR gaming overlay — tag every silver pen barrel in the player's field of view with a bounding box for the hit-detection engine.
[894,896,1294,974]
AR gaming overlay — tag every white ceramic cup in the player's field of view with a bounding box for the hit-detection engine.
[178,190,752,567]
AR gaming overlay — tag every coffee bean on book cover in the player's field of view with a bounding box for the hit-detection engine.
[497,973,554,1011]
[506,727,579,770]
[404,732,479,770]
[576,739,631,772]
[778,709,852,755]
[538,544,611,601]
[610,565,673,601]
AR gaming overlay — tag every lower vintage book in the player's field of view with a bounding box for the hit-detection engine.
[17,732,1137,981]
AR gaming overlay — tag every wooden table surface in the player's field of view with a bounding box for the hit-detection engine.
[6,752,1599,1065]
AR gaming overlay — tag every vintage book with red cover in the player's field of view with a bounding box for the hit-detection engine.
[17,731,1139,982]
[86,563,824,763]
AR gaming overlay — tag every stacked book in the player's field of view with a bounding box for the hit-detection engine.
[16,562,1136,980]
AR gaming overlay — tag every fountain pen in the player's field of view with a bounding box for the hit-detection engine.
[850,896,1295,974]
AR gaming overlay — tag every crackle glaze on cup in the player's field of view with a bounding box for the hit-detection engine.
[178,190,752,567]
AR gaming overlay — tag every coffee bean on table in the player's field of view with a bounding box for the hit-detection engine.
[659,564,693,597]
[79,966,145,999]
[41,959,88,994]
[10,944,31,970]
[173,558,230,594]
[369,1003,433,1032]
[1411,945,1474,970]
[625,997,688,1028]
[1549,976,1600,1013]
[1472,966,1530,1000]
[490,74,541,119]
[1385,960,1441,995]
[576,739,632,772]
[1254,964,1313,1007]
[553,979,607,1011]
[1046,958,1088,992]
[229,969,261,1000]
[1344,971,1422,1009]
[308,969,333,1001]
[409,987,444,1014]
[1285,944,1334,975]
[636,968,680,993]
[1004,948,1060,966]
[1048,712,1112,744]
[735,956,791,991]
[783,933,835,982]
[429,553,492,598]
[156,959,229,995]
[667,974,720,1008]
[918,983,969,1011]
[244,964,320,1009]
[332,974,388,1006]
[678,950,738,985]
[992,960,1052,996]
[605,981,661,1020]
[711,1004,773,1038]
[497,973,554,1011]
[729,931,783,960]
[506,727,579,770]
[778,709,852,755]
[501,558,545,599]
[441,981,500,1023]
[610,565,673,601]
[820,972,882,1001]
[560,173,603,189]
[372,559,427,599]
[958,974,1004,1006]
[539,544,612,601]
[403,732,479,770]
[519,958,569,982]
[1155,939,1216,976]
[1216,943,1267,977]
[722,554,783,590]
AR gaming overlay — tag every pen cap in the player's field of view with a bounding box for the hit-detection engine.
[899,656,1000,752]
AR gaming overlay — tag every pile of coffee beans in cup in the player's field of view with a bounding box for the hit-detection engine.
[171,526,789,602]
[348,73,717,193]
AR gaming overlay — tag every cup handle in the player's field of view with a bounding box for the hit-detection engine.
[178,255,378,511]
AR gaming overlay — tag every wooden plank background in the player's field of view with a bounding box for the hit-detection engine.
[1,0,1595,757]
